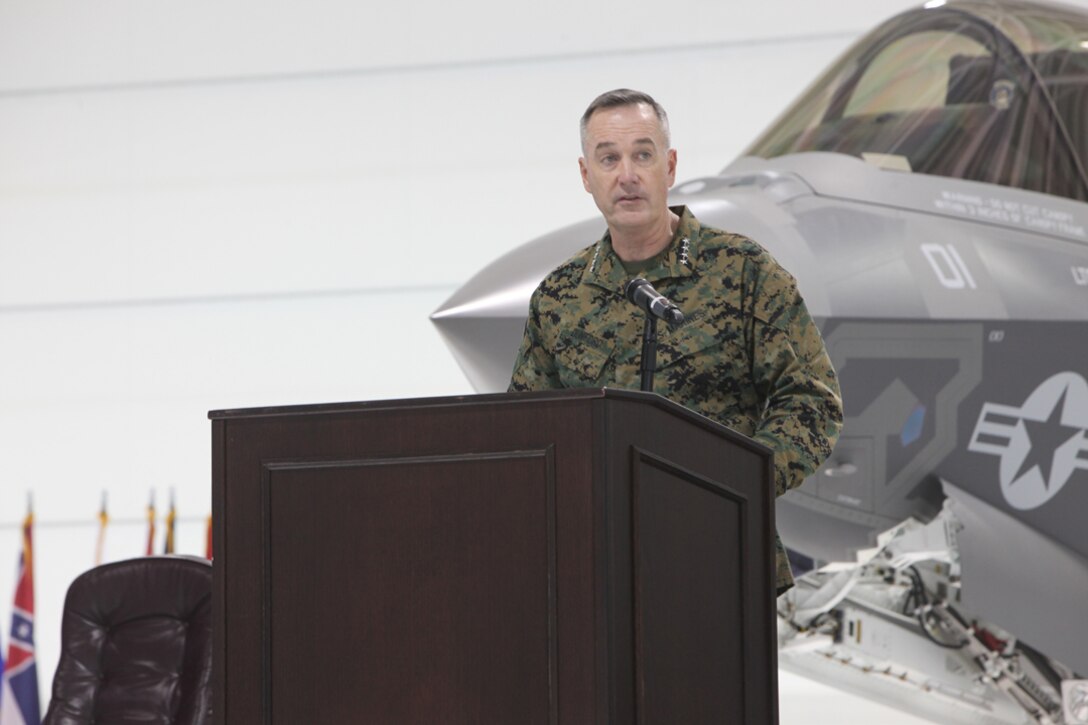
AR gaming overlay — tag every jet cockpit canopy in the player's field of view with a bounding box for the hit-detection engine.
[744,0,1088,201]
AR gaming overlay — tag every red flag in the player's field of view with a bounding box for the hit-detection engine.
[205,514,213,560]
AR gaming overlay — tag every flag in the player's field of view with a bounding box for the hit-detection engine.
[163,490,176,555]
[145,491,156,556]
[0,509,41,725]
[0,632,5,713]
[93,491,108,566]
[205,514,213,560]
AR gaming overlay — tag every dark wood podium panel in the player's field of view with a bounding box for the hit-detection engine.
[267,452,556,724]
[211,388,778,724]
[633,453,746,723]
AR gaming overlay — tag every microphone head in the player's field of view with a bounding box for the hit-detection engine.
[624,277,650,304]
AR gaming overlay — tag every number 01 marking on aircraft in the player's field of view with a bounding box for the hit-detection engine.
[921,243,977,290]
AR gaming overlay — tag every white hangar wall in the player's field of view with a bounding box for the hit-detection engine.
[6,0,1079,720]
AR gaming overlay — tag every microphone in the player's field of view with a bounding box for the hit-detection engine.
[625,278,684,327]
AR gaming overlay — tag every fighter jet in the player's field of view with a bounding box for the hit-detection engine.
[431,1,1088,722]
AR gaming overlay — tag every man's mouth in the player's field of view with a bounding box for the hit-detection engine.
[616,195,643,204]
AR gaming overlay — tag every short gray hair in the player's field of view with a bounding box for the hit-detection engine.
[579,88,671,151]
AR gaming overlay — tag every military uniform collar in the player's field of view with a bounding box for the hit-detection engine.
[583,205,699,294]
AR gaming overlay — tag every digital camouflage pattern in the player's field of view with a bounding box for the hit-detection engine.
[509,206,844,591]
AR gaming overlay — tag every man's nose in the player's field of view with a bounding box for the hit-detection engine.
[618,158,639,185]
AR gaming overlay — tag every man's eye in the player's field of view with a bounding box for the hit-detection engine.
[601,155,617,164]
[637,151,653,161]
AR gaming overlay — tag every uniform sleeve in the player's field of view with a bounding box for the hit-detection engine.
[508,287,562,392]
[747,265,843,497]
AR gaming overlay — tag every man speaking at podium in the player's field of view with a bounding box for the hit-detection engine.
[508,88,843,595]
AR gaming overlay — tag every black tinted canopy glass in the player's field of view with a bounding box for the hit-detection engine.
[744,0,1088,202]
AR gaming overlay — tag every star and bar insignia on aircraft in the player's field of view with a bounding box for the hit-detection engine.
[968,372,1088,510]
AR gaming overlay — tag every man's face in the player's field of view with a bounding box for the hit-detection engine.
[579,103,677,236]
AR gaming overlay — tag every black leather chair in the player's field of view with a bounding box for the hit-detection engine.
[43,555,212,725]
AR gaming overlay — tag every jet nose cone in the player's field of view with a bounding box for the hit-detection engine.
[431,277,542,393]
[431,216,605,392]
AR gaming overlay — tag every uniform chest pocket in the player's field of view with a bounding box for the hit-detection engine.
[656,314,746,371]
[555,331,614,387]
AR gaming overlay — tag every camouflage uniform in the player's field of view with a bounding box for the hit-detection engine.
[509,206,843,592]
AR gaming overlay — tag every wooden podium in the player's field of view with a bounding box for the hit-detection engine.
[210,388,778,723]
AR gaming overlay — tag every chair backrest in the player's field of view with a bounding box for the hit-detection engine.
[43,555,212,725]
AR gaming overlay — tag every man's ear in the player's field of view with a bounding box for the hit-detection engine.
[666,148,677,187]
[579,157,591,192]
